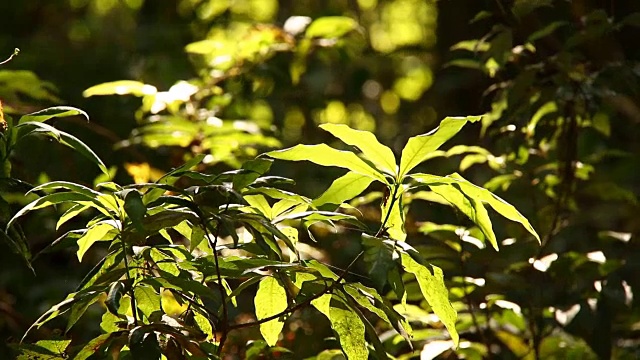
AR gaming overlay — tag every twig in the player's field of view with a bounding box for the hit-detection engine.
[228,251,364,330]
[0,48,19,66]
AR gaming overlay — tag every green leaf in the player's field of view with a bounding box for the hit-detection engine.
[56,204,91,230]
[66,290,103,333]
[245,194,272,219]
[411,173,540,243]
[18,121,109,175]
[77,222,118,262]
[73,334,114,360]
[429,183,498,250]
[255,276,288,346]
[83,80,157,97]
[320,123,397,176]
[233,158,273,190]
[266,144,386,182]
[313,172,375,206]
[399,116,481,178]
[329,298,369,360]
[381,186,406,241]
[306,16,359,39]
[124,190,146,231]
[400,252,458,346]
[18,106,88,124]
[134,284,161,319]
[8,192,97,229]
[31,180,103,199]
[106,281,127,316]
[17,339,71,360]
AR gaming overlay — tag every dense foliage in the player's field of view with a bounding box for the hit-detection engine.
[2,0,640,359]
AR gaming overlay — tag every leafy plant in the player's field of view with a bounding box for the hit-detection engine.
[13,115,538,359]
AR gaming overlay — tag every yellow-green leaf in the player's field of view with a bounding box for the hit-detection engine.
[401,253,458,346]
[313,172,375,206]
[77,222,117,262]
[266,144,386,182]
[320,123,397,176]
[399,116,481,178]
[306,16,358,39]
[83,80,157,97]
[255,276,288,346]
[411,173,540,244]
[329,298,369,360]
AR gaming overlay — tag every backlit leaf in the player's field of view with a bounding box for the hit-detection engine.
[83,80,157,97]
[329,298,369,360]
[255,276,288,346]
[399,116,481,178]
[320,123,397,176]
[19,106,88,124]
[411,173,540,243]
[313,171,375,206]
[306,16,359,39]
[400,252,458,346]
[266,144,386,182]
[77,222,118,262]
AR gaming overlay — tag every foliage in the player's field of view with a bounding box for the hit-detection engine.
[2,0,640,359]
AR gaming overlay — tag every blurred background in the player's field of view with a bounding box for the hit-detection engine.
[2,0,640,358]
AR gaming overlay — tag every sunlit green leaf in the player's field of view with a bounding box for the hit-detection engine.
[134,284,161,319]
[255,276,288,346]
[19,106,88,124]
[266,144,386,182]
[411,173,540,243]
[429,183,497,250]
[313,171,375,206]
[320,123,397,176]
[400,252,458,346]
[77,222,118,262]
[399,116,481,178]
[329,298,369,360]
[306,16,359,39]
[83,80,157,97]
[8,192,97,229]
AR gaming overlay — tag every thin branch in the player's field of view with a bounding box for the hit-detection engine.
[0,48,19,66]
[228,251,364,330]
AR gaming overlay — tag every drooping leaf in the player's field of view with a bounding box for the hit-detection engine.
[399,116,481,178]
[8,192,98,229]
[19,121,109,175]
[428,183,497,250]
[361,235,395,291]
[106,281,127,316]
[400,252,458,346]
[18,106,88,124]
[411,173,540,243]
[266,144,387,182]
[73,333,115,360]
[83,80,157,97]
[255,276,288,346]
[313,171,375,206]
[232,158,273,190]
[77,222,118,262]
[328,298,369,360]
[320,124,397,176]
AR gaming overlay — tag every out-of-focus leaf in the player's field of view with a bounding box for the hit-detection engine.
[255,276,288,346]
[83,80,157,97]
[306,16,359,39]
